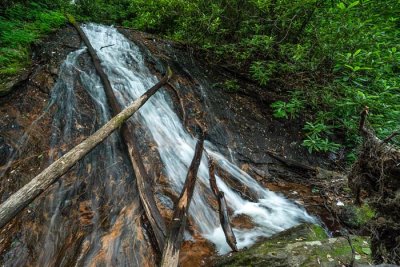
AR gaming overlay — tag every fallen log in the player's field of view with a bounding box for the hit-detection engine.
[68,15,168,252]
[161,133,205,267]
[208,157,238,252]
[0,78,168,230]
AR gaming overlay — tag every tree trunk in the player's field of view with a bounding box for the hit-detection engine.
[69,16,169,252]
[160,133,205,267]
[208,158,238,252]
[0,77,169,229]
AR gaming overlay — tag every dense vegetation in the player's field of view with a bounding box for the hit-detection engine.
[1,0,399,159]
[0,2,65,79]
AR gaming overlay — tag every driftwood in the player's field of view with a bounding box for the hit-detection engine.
[208,157,238,252]
[68,16,169,252]
[0,79,167,229]
[160,133,205,267]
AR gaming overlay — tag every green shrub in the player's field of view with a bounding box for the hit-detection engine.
[0,2,66,79]
[271,95,304,119]
[301,121,341,153]
[223,79,240,93]
[250,61,277,86]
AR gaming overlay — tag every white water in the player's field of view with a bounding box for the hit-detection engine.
[3,45,152,266]
[79,23,316,254]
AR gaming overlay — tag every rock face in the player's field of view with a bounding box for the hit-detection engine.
[214,224,372,267]
[0,69,30,96]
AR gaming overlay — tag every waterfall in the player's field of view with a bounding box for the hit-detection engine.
[80,23,316,253]
[1,23,316,266]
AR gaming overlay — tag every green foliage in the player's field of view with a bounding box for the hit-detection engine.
[0,2,66,77]
[302,135,341,154]
[302,122,341,153]
[310,0,400,145]
[1,0,398,158]
[342,204,375,228]
[250,61,277,86]
[271,95,303,119]
[223,79,240,93]
[110,0,395,156]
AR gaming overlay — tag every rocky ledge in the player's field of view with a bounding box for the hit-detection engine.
[214,223,372,267]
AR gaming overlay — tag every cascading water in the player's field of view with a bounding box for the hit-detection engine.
[80,23,316,253]
[1,23,316,266]
[36,47,151,266]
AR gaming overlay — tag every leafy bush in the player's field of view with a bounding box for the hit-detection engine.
[0,2,66,77]
[250,61,277,86]
[302,122,341,153]
[223,79,240,93]
[271,96,304,119]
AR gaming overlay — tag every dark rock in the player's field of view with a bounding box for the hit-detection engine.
[29,67,55,94]
[0,136,12,166]
[0,69,30,97]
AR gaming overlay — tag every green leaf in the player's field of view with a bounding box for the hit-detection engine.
[348,1,360,9]
[344,64,354,71]
[353,49,362,57]
[337,2,346,10]
[362,247,372,255]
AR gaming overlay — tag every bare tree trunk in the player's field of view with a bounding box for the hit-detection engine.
[208,158,238,252]
[69,16,169,252]
[0,77,169,229]
[160,133,205,267]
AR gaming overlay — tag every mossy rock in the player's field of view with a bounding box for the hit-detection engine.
[213,223,372,267]
[0,70,30,97]
[339,204,375,229]
[0,79,13,96]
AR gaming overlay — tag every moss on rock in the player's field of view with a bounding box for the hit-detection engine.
[213,223,372,267]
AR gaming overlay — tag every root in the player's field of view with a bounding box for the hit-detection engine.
[348,107,400,265]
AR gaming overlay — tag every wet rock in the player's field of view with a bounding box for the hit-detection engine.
[49,67,59,76]
[338,204,375,229]
[213,223,372,267]
[0,136,12,166]
[231,214,254,229]
[0,69,30,97]
[29,67,55,94]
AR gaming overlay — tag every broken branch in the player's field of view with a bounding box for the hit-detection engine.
[208,157,238,252]
[160,133,205,267]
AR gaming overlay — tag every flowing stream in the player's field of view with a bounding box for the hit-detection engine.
[1,23,316,266]
[80,23,316,251]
